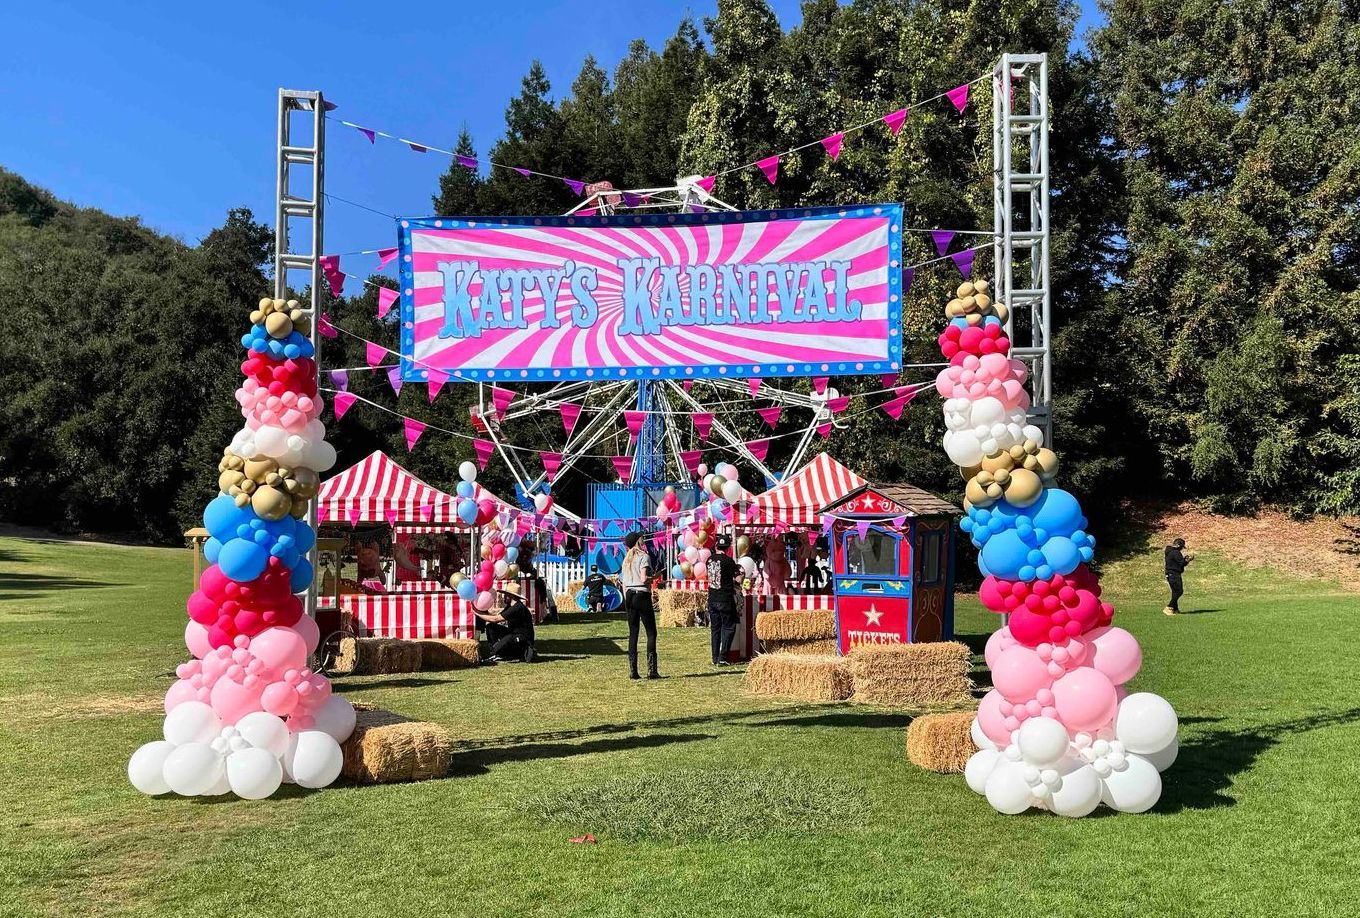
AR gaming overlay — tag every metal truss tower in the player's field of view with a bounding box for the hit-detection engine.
[992,53,1052,443]
[274,89,326,614]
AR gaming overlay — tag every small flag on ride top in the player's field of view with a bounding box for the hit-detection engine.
[680,450,703,476]
[387,366,403,395]
[827,395,850,415]
[377,287,398,318]
[694,176,716,194]
[820,132,845,160]
[757,155,780,184]
[332,391,357,421]
[491,386,516,420]
[376,247,398,268]
[427,369,449,403]
[747,377,762,398]
[757,406,782,428]
[931,230,955,257]
[564,178,586,195]
[951,249,976,278]
[474,438,495,470]
[882,108,908,135]
[560,402,582,436]
[693,412,714,442]
[365,341,386,368]
[817,422,833,438]
[403,418,426,451]
[947,83,970,114]
[611,456,633,484]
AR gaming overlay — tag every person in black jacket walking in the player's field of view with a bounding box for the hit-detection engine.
[1164,538,1192,615]
[708,534,742,665]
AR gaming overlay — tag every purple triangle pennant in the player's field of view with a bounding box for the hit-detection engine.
[564,178,586,196]
[387,366,403,395]
[856,519,872,541]
[951,249,976,278]
[931,231,955,257]
[359,128,376,144]
[407,142,427,153]
[756,155,780,184]
[820,133,845,160]
[947,83,970,114]
[330,369,349,391]
[903,268,915,292]
[456,155,477,170]
[513,167,531,177]
[622,192,643,207]
[882,108,908,135]
[891,515,906,530]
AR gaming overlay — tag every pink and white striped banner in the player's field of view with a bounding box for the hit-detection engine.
[396,206,903,382]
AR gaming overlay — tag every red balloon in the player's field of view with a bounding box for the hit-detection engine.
[240,354,318,398]
[977,565,1111,648]
[186,558,302,649]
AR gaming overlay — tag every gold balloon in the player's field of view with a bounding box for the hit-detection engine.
[251,486,292,521]
[695,529,709,546]
[736,535,751,557]
[679,561,693,578]
[505,564,520,579]
[1005,468,1044,507]
[291,467,320,499]
[264,312,294,338]
[450,572,465,585]
[480,544,492,560]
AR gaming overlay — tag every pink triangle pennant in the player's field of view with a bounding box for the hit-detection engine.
[682,379,695,392]
[318,255,340,277]
[694,175,716,194]
[746,438,770,462]
[326,271,346,297]
[756,406,782,428]
[473,438,495,470]
[347,503,362,526]
[560,402,582,436]
[611,456,633,484]
[756,155,780,184]
[950,249,976,278]
[403,418,426,450]
[383,507,398,524]
[317,313,337,339]
[827,395,850,415]
[491,386,515,420]
[947,83,970,114]
[817,422,833,438]
[820,132,845,160]
[419,503,434,522]
[693,412,714,443]
[680,449,702,476]
[856,519,872,541]
[879,373,898,389]
[541,451,562,482]
[882,108,908,135]
[317,504,331,523]
[376,247,398,268]
[332,391,357,420]
[377,286,399,319]
[624,410,647,443]
[427,369,449,403]
[387,366,403,395]
[747,377,762,398]
[891,515,907,530]
[881,393,910,421]
[813,376,829,396]
[365,341,386,368]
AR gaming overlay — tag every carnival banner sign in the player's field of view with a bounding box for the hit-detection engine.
[396,205,903,382]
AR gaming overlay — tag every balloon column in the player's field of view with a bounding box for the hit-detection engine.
[665,461,758,582]
[127,297,356,800]
[936,281,1179,816]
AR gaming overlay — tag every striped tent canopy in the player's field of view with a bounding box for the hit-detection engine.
[748,452,867,526]
[317,450,508,527]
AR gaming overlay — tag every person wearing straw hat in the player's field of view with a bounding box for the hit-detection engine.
[473,583,537,663]
[708,534,742,666]
[621,531,660,680]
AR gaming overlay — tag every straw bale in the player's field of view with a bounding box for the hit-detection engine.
[745,653,852,702]
[848,641,973,708]
[906,711,978,773]
[417,638,480,669]
[754,609,837,642]
[340,708,455,784]
[333,637,424,676]
[761,638,839,657]
[554,592,579,612]
[658,588,705,627]
[566,579,585,594]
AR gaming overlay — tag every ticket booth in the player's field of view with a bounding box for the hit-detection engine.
[820,483,960,654]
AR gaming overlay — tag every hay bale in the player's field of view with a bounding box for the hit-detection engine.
[333,637,424,676]
[762,638,839,656]
[754,609,837,642]
[745,653,852,702]
[340,708,455,784]
[657,588,705,627]
[848,642,973,708]
[906,711,978,773]
[566,579,585,594]
[417,638,480,669]
[554,592,579,612]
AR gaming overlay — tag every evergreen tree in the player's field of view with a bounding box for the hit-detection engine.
[432,128,484,215]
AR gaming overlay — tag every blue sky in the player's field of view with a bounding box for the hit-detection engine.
[3,1,1103,277]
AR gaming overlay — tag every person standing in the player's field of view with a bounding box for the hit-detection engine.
[708,534,742,666]
[1164,537,1192,615]
[621,531,659,680]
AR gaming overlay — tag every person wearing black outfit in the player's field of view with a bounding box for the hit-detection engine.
[473,587,537,662]
[1163,538,1192,615]
[620,531,659,680]
[584,564,610,614]
[708,534,742,666]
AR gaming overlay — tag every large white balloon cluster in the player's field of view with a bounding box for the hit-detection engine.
[228,419,337,474]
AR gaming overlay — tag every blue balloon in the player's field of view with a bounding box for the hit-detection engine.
[456,579,477,601]
[293,521,316,554]
[204,537,223,564]
[289,558,314,593]
[204,495,251,541]
[671,564,685,580]
[505,546,519,563]
[456,480,475,499]
[218,539,268,582]
[457,499,479,525]
[1030,489,1085,535]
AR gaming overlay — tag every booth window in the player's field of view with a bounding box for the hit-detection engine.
[845,527,898,576]
[916,532,943,585]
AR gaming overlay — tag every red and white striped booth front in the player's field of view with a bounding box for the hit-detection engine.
[320,578,544,641]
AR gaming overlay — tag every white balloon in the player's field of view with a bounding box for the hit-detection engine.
[205,769,233,796]
[1022,424,1045,446]
[738,556,757,576]
[493,560,509,578]
[1100,753,1162,813]
[970,717,996,752]
[226,747,283,800]
[459,460,478,483]
[1047,757,1103,817]
[309,440,337,472]
[1115,692,1178,754]
[943,430,984,468]
[127,741,175,795]
[255,425,289,457]
[1017,717,1070,768]
[1142,735,1180,773]
[163,702,221,746]
[311,695,357,743]
[970,397,1006,428]
[162,743,224,796]
[964,749,1000,794]
[984,759,1034,814]
[289,730,344,789]
[721,480,743,504]
[235,712,291,759]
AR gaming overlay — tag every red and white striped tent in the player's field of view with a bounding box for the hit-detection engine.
[749,452,867,526]
[317,450,508,527]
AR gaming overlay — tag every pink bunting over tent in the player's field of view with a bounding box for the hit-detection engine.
[376,247,398,268]
[752,452,867,526]
[317,450,512,528]
[332,391,356,421]
[693,412,714,442]
[680,449,703,476]
[377,287,398,318]
[403,418,426,451]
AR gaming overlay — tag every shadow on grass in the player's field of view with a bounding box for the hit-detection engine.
[746,710,910,730]
[0,570,114,601]
[334,677,452,691]
[1159,707,1360,812]
[535,636,625,656]
[450,732,713,776]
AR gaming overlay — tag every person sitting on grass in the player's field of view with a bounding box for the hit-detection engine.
[1164,537,1193,616]
[474,585,537,663]
[583,564,610,614]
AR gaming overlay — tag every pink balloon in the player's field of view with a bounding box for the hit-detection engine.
[210,676,265,726]
[991,644,1051,702]
[1088,626,1143,685]
[473,591,494,611]
[491,542,506,560]
[473,572,493,592]
[184,620,213,659]
[976,689,1012,746]
[248,627,307,675]
[164,679,200,712]
[983,626,1017,672]
[721,465,739,481]
[1051,665,1118,732]
[698,548,711,562]
[692,561,707,578]
[261,681,300,716]
[292,613,320,655]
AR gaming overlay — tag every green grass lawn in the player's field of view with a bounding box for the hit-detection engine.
[2,533,1358,917]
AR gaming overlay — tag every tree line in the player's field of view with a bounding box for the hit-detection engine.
[1,0,1356,544]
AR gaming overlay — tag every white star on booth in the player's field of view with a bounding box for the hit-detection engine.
[863,604,884,626]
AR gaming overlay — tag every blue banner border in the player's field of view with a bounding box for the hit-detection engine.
[396,203,903,383]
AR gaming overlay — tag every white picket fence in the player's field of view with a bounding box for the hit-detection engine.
[538,558,587,596]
